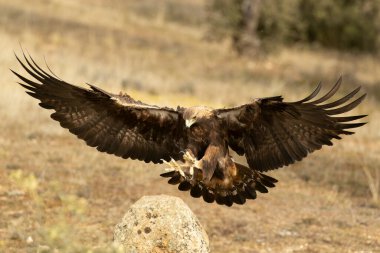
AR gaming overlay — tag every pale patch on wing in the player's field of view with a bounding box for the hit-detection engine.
[111,96,160,109]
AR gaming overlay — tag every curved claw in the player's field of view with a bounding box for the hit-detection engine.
[162,157,186,177]
[189,166,194,176]
[161,151,204,182]
[183,150,197,163]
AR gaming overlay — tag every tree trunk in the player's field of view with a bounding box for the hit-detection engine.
[233,0,262,55]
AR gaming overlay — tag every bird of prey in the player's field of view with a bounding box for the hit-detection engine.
[13,53,367,206]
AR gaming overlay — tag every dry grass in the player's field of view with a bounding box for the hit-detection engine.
[362,166,380,204]
[0,0,379,252]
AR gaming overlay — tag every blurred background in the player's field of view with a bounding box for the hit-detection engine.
[0,0,379,252]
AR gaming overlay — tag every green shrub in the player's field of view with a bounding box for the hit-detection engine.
[207,0,380,53]
[297,0,380,52]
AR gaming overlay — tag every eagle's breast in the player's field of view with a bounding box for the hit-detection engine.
[188,123,210,143]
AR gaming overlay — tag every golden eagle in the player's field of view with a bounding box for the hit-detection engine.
[13,53,367,206]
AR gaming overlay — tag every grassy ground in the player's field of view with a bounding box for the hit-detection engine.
[0,1,379,252]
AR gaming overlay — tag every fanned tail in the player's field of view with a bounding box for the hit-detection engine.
[160,162,277,207]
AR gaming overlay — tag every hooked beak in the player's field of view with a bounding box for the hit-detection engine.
[185,119,196,128]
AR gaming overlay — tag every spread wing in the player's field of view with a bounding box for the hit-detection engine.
[217,78,367,172]
[13,53,187,163]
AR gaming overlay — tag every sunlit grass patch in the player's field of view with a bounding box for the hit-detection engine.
[6,170,98,251]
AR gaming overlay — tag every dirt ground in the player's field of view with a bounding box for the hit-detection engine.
[0,1,379,252]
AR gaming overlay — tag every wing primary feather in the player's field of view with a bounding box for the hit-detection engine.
[25,91,42,100]
[12,70,41,88]
[15,54,45,83]
[44,56,63,80]
[341,130,354,135]
[311,76,342,104]
[326,94,366,115]
[27,51,58,81]
[338,122,367,129]
[18,49,50,82]
[328,134,341,140]
[22,51,50,81]
[316,136,333,146]
[18,82,37,92]
[319,87,361,109]
[332,115,367,122]
[296,81,322,103]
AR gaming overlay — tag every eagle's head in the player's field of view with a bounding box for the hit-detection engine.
[183,106,214,128]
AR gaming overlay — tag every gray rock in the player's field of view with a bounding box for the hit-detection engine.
[114,195,210,253]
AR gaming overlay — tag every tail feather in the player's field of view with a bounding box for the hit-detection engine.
[244,186,257,200]
[202,188,216,203]
[167,174,182,185]
[260,173,278,183]
[178,181,192,191]
[160,162,278,206]
[254,181,269,193]
[260,177,276,188]
[190,184,202,198]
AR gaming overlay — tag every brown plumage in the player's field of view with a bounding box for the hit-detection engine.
[13,53,367,206]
